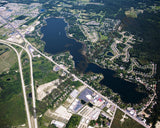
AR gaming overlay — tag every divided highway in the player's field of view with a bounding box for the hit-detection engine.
[0,13,150,128]
[0,42,32,128]
[0,40,37,128]
[23,39,150,128]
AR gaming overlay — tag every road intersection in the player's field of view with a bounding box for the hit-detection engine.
[0,13,150,128]
[0,38,150,128]
[0,42,32,128]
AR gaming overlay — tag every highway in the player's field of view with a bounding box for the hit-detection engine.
[0,14,150,128]
[0,40,37,128]
[0,14,38,128]
[0,41,32,128]
[109,106,117,128]
[0,36,149,128]
[26,43,38,128]
[22,39,149,128]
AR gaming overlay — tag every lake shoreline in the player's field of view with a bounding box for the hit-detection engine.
[40,17,148,104]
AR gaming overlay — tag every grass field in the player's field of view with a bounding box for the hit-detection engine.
[33,56,59,85]
[0,27,11,39]
[111,109,144,128]
[21,51,31,85]
[0,63,26,127]
[0,44,17,74]
[66,114,81,128]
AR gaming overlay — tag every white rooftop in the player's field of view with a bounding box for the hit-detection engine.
[70,89,79,98]
[51,120,65,128]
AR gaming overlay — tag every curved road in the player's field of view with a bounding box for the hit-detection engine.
[0,40,37,128]
[0,14,38,128]
[0,16,150,127]
[0,42,32,128]
[0,34,149,128]
[23,39,150,128]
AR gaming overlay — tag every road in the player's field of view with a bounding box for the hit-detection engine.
[26,43,38,128]
[0,14,38,128]
[1,36,149,128]
[22,39,149,128]
[0,14,149,128]
[138,90,156,115]
[3,38,150,128]
[0,42,32,128]
[0,40,37,128]
[109,106,117,128]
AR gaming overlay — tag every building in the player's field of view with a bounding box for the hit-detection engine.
[53,65,60,72]
[79,88,94,103]
[51,120,65,128]
[70,89,79,98]
[69,99,84,113]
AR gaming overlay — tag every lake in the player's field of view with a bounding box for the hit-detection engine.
[41,18,87,72]
[41,18,147,104]
[85,63,147,103]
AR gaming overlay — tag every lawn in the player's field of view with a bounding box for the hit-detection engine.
[0,64,26,127]
[21,51,30,85]
[33,57,59,85]
[111,109,144,128]
[0,44,17,73]
[66,114,81,128]
[0,27,11,39]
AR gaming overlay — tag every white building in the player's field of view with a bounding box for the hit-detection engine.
[51,120,65,128]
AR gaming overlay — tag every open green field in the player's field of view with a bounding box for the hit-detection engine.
[33,56,59,85]
[111,109,144,128]
[0,44,17,73]
[0,63,26,127]
[66,114,81,128]
[0,27,11,39]
[21,51,30,85]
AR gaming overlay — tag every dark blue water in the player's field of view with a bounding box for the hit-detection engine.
[85,63,147,103]
[41,18,87,72]
[107,52,114,56]
[40,9,45,12]
[41,18,147,104]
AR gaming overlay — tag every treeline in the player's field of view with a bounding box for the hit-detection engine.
[66,114,81,128]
